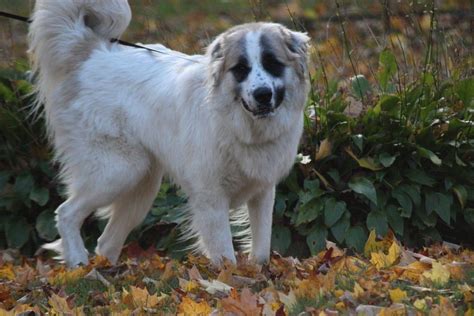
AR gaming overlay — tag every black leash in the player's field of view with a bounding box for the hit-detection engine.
[0,10,201,63]
[0,10,30,23]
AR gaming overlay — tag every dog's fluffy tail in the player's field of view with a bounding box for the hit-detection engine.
[28,0,131,104]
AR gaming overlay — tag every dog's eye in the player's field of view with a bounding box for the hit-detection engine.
[230,60,251,83]
[262,53,285,77]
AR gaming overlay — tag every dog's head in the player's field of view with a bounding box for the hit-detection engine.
[208,23,310,123]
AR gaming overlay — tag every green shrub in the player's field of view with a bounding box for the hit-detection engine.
[0,64,62,253]
[271,49,473,256]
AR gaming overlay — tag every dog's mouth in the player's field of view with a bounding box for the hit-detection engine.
[241,99,274,119]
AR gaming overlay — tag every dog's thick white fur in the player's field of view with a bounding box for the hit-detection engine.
[29,0,310,267]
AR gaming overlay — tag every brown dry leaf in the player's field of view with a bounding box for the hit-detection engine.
[178,296,212,316]
[161,261,176,281]
[326,240,345,257]
[430,296,456,316]
[188,265,203,281]
[89,255,111,268]
[447,262,467,280]
[14,264,36,286]
[49,293,85,316]
[294,276,322,298]
[36,259,51,277]
[380,303,407,315]
[217,262,235,286]
[315,138,332,160]
[221,288,261,315]
[150,254,166,270]
[125,286,163,309]
[333,256,366,274]
[0,304,41,316]
[0,284,11,302]
[344,96,364,118]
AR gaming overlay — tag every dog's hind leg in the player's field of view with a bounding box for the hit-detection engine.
[49,150,150,267]
[95,165,163,264]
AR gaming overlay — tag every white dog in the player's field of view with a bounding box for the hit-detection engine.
[29,0,310,267]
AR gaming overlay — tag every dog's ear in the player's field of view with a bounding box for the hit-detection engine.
[284,30,311,80]
[207,37,225,86]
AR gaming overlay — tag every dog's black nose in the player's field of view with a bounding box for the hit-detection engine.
[253,87,273,106]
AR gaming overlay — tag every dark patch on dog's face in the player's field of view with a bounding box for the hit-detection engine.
[230,56,251,83]
[260,35,285,78]
[275,86,285,108]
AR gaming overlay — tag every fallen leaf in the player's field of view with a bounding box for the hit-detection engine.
[364,230,392,257]
[370,241,401,269]
[413,298,427,310]
[125,286,163,309]
[89,255,111,268]
[422,261,450,286]
[221,288,261,315]
[178,296,212,315]
[352,282,365,299]
[49,293,85,316]
[84,268,111,287]
[388,288,407,303]
[48,266,88,285]
[430,296,456,316]
[315,138,332,160]
[14,264,36,286]
[0,263,15,280]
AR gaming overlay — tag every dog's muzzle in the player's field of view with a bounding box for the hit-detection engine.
[241,99,275,118]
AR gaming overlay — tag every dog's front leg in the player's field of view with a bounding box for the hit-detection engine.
[247,186,275,264]
[191,196,236,264]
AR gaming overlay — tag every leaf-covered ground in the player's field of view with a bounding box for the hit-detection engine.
[0,232,472,315]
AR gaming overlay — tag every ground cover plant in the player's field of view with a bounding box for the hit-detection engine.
[0,0,472,313]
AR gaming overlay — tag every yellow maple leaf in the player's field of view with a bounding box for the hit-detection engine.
[48,266,87,285]
[0,264,15,280]
[124,286,163,309]
[370,241,401,270]
[352,282,364,299]
[422,261,450,286]
[389,288,407,303]
[413,298,427,310]
[400,261,431,282]
[178,296,212,316]
[364,229,393,257]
